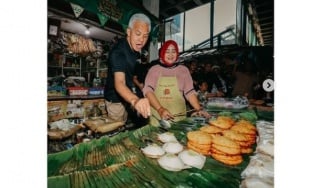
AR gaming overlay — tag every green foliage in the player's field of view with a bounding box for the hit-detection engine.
[238,111,258,124]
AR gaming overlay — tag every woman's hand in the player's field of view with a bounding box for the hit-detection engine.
[157,107,173,120]
[191,110,211,118]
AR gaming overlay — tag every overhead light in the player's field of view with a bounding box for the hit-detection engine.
[164,18,174,23]
[85,25,90,35]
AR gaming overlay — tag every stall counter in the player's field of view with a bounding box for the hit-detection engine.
[48,110,274,188]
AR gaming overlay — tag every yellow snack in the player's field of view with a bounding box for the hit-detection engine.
[212,144,241,155]
[211,153,243,165]
[200,125,223,134]
[211,135,240,148]
[235,120,257,131]
[223,130,249,142]
[187,130,212,145]
[187,142,210,156]
[230,124,256,135]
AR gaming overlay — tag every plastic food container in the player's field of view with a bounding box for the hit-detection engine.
[48,86,67,96]
[206,97,249,109]
[68,87,88,96]
[88,87,104,95]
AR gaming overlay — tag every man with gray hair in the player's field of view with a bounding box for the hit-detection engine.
[104,13,151,128]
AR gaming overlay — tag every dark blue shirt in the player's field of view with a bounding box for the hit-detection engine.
[104,38,140,102]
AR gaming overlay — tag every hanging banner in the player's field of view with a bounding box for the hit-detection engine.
[70,3,84,18]
[97,13,109,27]
[97,0,122,22]
[65,0,159,39]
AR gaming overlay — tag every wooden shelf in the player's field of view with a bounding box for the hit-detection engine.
[48,95,104,101]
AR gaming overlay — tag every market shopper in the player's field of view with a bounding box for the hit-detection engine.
[188,59,202,91]
[231,59,259,98]
[143,40,210,126]
[197,80,218,107]
[211,65,227,95]
[198,62,225,97]
[104,13,151,127]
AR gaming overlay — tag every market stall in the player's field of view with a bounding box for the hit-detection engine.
[48,107,274,188]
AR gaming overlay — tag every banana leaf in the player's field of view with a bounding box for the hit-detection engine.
[48,113,264,188]
[48,174,71,188]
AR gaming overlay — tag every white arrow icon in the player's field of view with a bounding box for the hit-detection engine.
[262,79,274,92]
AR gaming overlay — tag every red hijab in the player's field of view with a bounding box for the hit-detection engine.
[159,40,179,67]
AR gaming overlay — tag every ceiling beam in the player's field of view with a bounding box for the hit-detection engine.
[161,0,195,12]
[161,12,169,18]
[262,33,273,36]
[258,16,273,22]
[193,0,203,6]
[261,28,273,32]
[176,5,185,12]
[256,9,273,16]
[48,8,125,36]
[263,32,272,35]
[254,1,273,9]
[261,35,273,39]
[260,22,273,27]
[263,37,273,40]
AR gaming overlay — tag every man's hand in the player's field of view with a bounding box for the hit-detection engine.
[133,98,151,118]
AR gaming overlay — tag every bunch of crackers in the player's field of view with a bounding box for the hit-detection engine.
[186,116,257,165]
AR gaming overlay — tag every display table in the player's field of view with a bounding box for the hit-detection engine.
[48,95,104,101]
[48,110,274,188]
[47,95,107,145]
[47,95,106,123]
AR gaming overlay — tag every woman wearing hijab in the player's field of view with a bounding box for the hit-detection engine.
[143,40,210,126]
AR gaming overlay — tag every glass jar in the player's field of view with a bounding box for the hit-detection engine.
[90,102,102,119]
[93,77,101,87]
